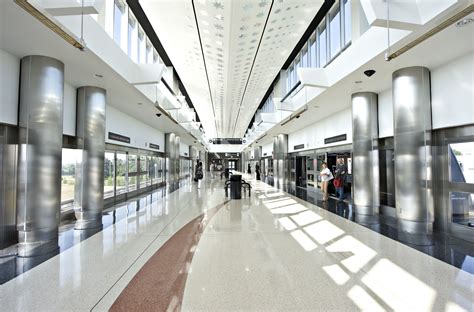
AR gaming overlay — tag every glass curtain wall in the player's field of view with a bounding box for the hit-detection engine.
[128,154,138,192]
[116,152,128,195]
[61,148,81,208]
[139,155,147,189]
[104,152,115,199]
[286,0,351,92]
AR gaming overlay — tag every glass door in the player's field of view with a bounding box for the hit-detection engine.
[104,151,115,199]
[128,154,138,194]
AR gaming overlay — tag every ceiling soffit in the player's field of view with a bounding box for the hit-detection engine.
[141,0,323,138]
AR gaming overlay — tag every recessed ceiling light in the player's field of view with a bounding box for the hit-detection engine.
[137,102,143,105]
[456,18,474,27]
[216,40,223,46]
[355,80,363,84]
[94,74,103,78]
[200,10,208,16]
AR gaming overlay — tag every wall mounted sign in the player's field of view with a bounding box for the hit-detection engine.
[263,153,267,156]
[108,132,130,144]
[149,143,160,150]
[324,134,347,144]
[294,144,305,150]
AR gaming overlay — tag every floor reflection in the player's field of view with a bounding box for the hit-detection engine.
[286,184,474,275]
[0,185,173,284]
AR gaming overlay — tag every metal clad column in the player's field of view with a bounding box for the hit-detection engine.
[175,135,180,180]
[17,56,64,256]
[275,134,288,189]
[74,87,106,230]
[165,133,177,189]
[393,66,434,243]
[273,136,279,187]
[352,92,380,217]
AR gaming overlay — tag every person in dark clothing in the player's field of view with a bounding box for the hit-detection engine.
[195,161,203,188]
[255,163,261,180]
[247,163,251,175]
[334,158,347,201]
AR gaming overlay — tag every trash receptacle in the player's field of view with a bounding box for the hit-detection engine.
[230,174,242,199]
[225,168,231,179]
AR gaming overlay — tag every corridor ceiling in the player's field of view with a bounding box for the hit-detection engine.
[140,0,324,138]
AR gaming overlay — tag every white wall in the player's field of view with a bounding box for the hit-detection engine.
[106,105,165,152]
[288,108,352,153]
[431,52,474,130]
[378,88,394,138]
[262,142,273,157]
[63,83,76,136]
[180,142,190,157]
[0,49,19,125]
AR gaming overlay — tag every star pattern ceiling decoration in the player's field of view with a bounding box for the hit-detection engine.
[140,0,324,138]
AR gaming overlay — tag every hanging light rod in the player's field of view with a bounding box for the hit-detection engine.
[15,0,86,51]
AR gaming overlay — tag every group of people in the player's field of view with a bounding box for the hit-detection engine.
[247,163,261,180]
[319,158,347,202]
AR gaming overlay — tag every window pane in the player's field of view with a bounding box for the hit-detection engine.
[61,148,80,205]
[116,153,127,195]
[113,1,123,46]
[449,142,474,183]
[128,14,138,62]
[104,152,115,199]
[310,37,317,67]
[344,0,351,45]
[139,155,147,189]
[128,154,137,191]
[451,191,474,227]
[330,10,341,59]
[319,25,327,67]
[146,156,152,186]
[302,48,308,67]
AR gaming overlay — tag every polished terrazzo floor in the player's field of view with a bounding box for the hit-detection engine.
[0,175,473,311]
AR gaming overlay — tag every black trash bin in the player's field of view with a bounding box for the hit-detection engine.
[230,174,242,199]
[225,168,231,179]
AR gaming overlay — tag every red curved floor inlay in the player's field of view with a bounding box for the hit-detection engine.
[110,201,228,312]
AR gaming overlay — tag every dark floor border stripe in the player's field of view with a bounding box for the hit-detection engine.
[110,200,230,312]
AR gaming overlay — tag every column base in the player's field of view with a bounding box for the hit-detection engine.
[74,211,103,230]
[397,219,434,246]
[17,229,59,257]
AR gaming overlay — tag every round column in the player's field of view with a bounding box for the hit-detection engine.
[393,66,434,244]
[17,55,64,256]
[352,92,380,220]
[74,86,106,230]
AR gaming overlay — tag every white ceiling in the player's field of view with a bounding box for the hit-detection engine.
[140,0,324,138]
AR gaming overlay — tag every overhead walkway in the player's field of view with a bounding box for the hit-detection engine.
[0,176,472,311]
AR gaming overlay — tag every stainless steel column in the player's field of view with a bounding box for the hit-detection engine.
[74,87,106,230]
[175,135,180,180]
[393,66,434,243]
[352,92,380,218]
[17,55,64,256]
[165,133,177,188]
[274,134,288,189]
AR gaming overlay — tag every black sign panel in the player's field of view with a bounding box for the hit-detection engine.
[108,132,130,144]
[149,143,160,150]
[211,138,243,145]
[294,144,305,150]
[324,134,347,144]
[263,153,267,156]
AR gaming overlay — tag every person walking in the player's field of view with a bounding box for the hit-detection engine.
[210,162,214,179]
[195,161,203,188]
[334,158,347,201]
[319,162,333,201]
[247,163,251,175]
[255,163,261,181]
